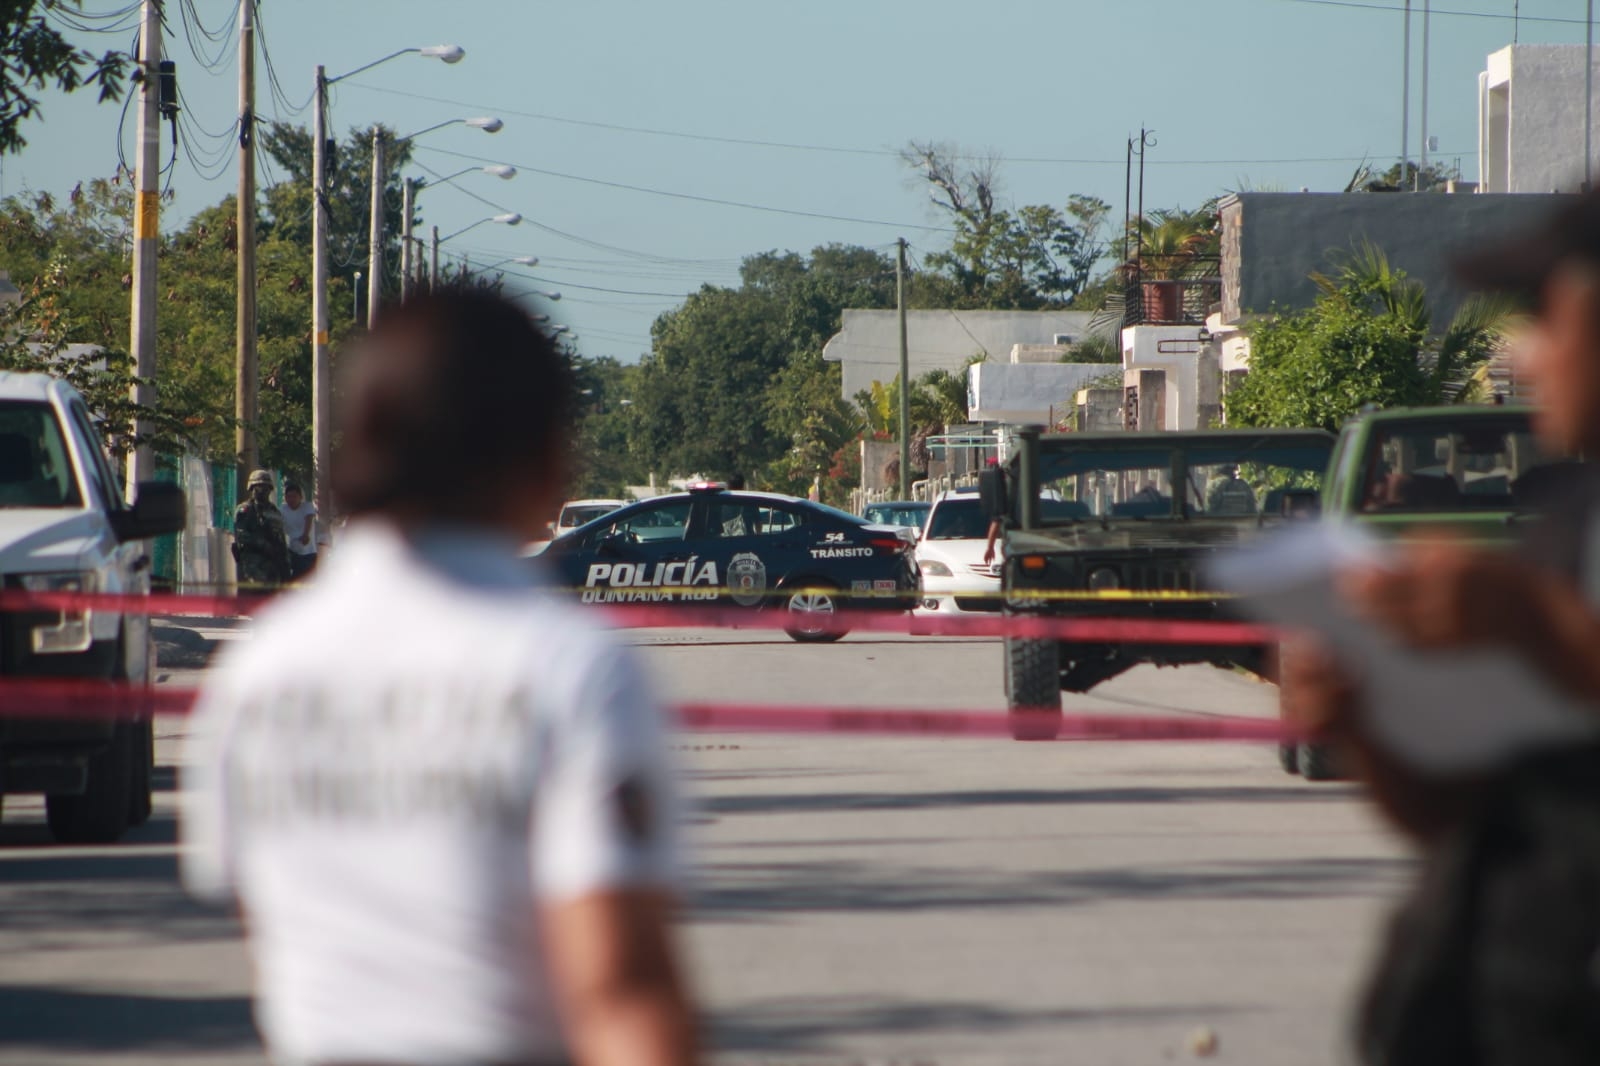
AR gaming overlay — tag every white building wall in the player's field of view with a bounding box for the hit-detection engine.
[1479,44,1600,194]
[823,309,1100,400]
[1120,325,1207,430]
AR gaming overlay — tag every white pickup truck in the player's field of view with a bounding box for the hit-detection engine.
[0,373,185,842]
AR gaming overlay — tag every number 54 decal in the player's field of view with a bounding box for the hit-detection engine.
[822,532,848,544]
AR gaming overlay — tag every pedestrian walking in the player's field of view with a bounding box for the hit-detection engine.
[232,469,290,590]
[182,286,698,1066]
[1284,189,1600,1066]
[279,479,318,580]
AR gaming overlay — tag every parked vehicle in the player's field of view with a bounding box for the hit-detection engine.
[1282,404,1559,778]
[526,498,627,556]
[914,491,999,619]
[863,500,931,540]
[987,427,1335,740]
[541,484,919,641]
[0,374,187,842]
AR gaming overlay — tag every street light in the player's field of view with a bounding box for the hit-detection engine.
[370,116,505,326]
[430,214,522,285]
[402,167,518,295]
[482,255,539,271]
[311,43,464,529]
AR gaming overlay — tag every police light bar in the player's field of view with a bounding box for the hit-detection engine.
[686,481,728,494]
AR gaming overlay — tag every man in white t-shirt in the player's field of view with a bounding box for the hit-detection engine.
[183,287,697,1066]
[279,480,318,579]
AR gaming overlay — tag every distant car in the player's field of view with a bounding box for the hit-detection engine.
[863,500,931,540]
[913,490,999,619]
[526,498,627,556]
[541,484,920,641]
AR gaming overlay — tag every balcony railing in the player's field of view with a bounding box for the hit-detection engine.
[1122,257,1222,328]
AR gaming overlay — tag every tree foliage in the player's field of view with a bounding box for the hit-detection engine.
[1225,243,1514,431]
[902,141,1111,308]
[0,2,127,155]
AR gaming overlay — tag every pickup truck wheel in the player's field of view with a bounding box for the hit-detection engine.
[127,717,154,827]
[1278,743,1300,775]
[47,721,135,844]
[785,585,847,643]
[1297,741,1343,782]
[1005,636,1062,741]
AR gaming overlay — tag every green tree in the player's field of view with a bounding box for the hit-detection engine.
[0,2,127,155]
[260,122,416,304]
[1225,243,1514,431]
[629,245,899,495]
[902,141,1111,307]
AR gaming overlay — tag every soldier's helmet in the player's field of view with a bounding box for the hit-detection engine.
[247,469,275,490]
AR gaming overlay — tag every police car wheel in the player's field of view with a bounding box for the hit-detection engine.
[784,585,846,643]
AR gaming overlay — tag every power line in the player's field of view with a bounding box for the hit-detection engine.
[416,145,954,232]
[350,81,1465,167]
[1270,0,1588,23]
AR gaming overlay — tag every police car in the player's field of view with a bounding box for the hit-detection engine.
[540,484,920,641]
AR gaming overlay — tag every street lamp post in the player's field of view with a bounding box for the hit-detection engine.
[432,214,523,282]
[311,43,464,530]
[402,165,516,296]
[368,117,502,327]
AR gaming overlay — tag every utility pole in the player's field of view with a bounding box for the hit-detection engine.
[1401,0,1412,189]
[400,178,414,300]
[234,0,258,485]
[896,237,910,501]
[125,0,163,498]
[1419,0,1430,189]
[310,63,331,524]
[367,130,384,326]
[431,225,440,289]
[1587,0,1595,191]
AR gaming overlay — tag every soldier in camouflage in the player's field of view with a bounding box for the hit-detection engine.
[232,469,290,589]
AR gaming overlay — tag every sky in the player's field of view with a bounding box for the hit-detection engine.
[5,0,1594,361]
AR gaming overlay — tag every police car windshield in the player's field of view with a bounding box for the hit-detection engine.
[927,497,988,540]
[0,403,82,509]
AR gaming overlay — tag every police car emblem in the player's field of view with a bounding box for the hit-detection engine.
[727,552,767,607]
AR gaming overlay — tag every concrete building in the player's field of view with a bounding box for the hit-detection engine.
[1219,191,1564,327]
[1479,44,1600,194]
[822,309,1100,400]
[967,362,1117,426]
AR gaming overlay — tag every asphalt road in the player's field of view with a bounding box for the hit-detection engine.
[0,621,1413,1066]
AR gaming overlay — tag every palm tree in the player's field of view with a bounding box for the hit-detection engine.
[1129,205,1218,281]
[1313,240,1518,404]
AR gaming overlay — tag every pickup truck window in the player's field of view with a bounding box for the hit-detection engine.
[1359,420,1550,513]
[0,403,83,509]
[65,401,122,513]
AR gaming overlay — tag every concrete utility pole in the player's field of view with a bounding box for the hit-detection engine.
[310,63,331,524]
[896,237,910,501]
[1401,0,1411,189]
[400,179,414,300]
[1419,0,1430,190]
[126,0,163,498]
[367,130,385,326]
[234,0,259,483]
[1588,0,1595,191]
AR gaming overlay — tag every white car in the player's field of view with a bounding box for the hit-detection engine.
[913,490,1000,619]
[526,497,627,556]
[0,373,186,843]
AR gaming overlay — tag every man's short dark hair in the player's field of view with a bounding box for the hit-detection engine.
[334,285,576,521]
[284,480,302,494]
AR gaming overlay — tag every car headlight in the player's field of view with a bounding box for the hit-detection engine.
[19,571,96,654]
[919,559,953,577]
[1086,566,1122,592]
